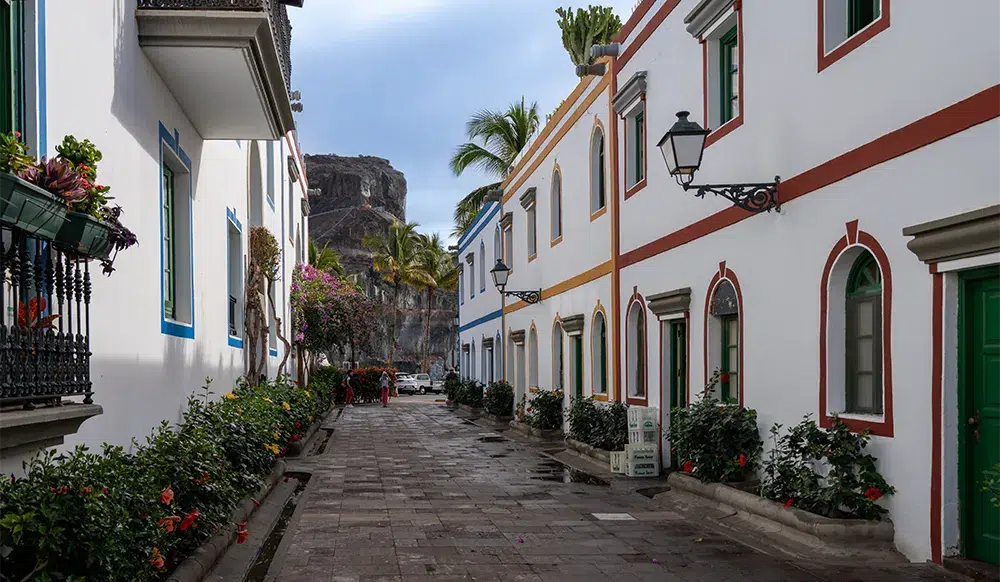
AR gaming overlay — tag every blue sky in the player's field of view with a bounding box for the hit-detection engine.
[288,0,636,244]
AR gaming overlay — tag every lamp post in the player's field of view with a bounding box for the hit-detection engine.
[490,259,540,384]
[656,111,780,213]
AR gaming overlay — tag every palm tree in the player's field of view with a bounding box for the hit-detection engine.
[556,6,623,66]
[415,233,458,372]
[308,239,345,276]
[450,98,540,233]
[362,220,432,364]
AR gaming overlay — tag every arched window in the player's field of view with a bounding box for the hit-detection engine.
[626,301,646,399]
[709,279,739,402]
[495,332,503,384]
[471,341,477,382]
[845,251,882,414]
[590,127,606,214]
[479,242,486,292]
[528,326,539,388]
[591,311,608,395]
[550,169,562,242]
[552,321,564,391]
[494,226,502,263]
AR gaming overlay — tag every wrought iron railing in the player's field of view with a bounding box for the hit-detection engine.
[1,224,93,409]
[228,295,238,337]
[136,0,293,91]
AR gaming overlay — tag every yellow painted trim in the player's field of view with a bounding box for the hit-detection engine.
[504,260,612,315]
[589,206,608,221]
[550,235,563,248]
[527,253,537,263]
[503,76,611,203]
[590,301,610,399]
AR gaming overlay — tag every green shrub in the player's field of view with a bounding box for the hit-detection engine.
[310,366,343,403]
[341,367,397,404]
[527,390,564,431]
[453,379,484,408]
[0,376,334,580]
[443,371,460,401]
[484,381,514,417]
[669,371,761,483]
[568,397,628,450]
[760,415,896,520]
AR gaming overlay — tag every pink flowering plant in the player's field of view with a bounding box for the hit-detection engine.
[290,265,382,359]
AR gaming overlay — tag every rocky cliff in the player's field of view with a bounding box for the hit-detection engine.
[304,154,458,374]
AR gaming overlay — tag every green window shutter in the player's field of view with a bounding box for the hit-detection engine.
[597,134,606,208]
[636,310,646,397]
[720,315,739,401]
[634,111,645,182]
[599,319,607,394]
[719,26,739,125]
[163,167,176,319]
[845,251,883,414]
[848,0,880,36]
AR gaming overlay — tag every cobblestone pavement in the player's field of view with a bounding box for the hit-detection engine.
[275,404,957,582]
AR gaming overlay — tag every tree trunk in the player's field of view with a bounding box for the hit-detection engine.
[388,278,401,365]
[422,286,435,373]
[265,279,294,376]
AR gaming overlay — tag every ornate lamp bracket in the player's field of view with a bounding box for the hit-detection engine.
[683,176,781,213]
[502,289,542,304]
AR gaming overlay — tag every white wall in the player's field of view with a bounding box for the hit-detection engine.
[457,200,503,384]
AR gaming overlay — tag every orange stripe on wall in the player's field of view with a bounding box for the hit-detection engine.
[613,0,656,44]
[614,0,682,73]
[619,84,1000,269]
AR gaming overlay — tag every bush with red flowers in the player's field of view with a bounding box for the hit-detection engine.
[0,375,335,580]
[668,370,762,483]
[484,381,514,417]
[760,415,895,520]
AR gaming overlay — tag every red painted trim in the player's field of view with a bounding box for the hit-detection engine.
[817,0,891,73]
[615,0,682,73]
[704,3,744,149]
[625,290,649,406]
[619,85,1000,269]
[703,266,745,406]
[817,227,894,437]
[930,272,943,564]
[613,0,657,44]
[846,218,860,245]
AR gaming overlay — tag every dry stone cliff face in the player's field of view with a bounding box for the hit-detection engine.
[304,154,458,374]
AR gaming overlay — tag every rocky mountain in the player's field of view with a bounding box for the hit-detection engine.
[304,154,458,375]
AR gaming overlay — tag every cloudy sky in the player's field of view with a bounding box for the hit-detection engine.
[288,1,637,244]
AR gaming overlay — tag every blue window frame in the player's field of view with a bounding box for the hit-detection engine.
[159,123,195,339]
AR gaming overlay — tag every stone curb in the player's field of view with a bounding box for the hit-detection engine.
[286,407,330,457]
[564,437,611,464]
[165,460,287,582]
[483,413,514,424]
[508,420,563,440]
[457,404,483,415]
[666,472,895,544]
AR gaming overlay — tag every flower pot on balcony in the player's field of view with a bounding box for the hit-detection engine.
[54,211,113,259]
[0,172,69,239]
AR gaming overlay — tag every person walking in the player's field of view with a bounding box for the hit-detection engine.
[380,371,391,408]
[343,373,354,407]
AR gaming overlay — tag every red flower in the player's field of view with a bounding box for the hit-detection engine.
[295,421,302,429]
[102,487,109,495]
[13,131,21,138]
[784,498,794,508]
[737,454,747,467]
[284,477,289,483]
[160,485,174,505]
[865,488,883,501]
[682,461,693,473]
[719,372,730,383]
[158,516,181,533]
[279,446,288,456]
[289,434,302,443]
[179,509,200,531]
[149,548,165,569]
[237,528,249,544]
[252,498,261,508]
[81,487,92,495]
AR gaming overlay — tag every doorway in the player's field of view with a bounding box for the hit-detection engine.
[660,318,687,468]
[572,335,584,400]
[959,267,999,565]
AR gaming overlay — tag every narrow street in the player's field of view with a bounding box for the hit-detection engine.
[272,403,957,582]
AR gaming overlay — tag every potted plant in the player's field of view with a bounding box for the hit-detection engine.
[46,136,137,275]
[0,131,69,239]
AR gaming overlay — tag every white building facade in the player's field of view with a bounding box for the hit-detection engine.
[456,198,504,387]
[492,0,1000,566]
[1,0,311,475]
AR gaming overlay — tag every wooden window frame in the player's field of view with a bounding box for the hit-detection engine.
[845,252,883,414]
[623,97,648,200]
[719,314,739,401]
[702,5,744,149]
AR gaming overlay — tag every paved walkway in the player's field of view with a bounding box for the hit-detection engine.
[275,403,957,582]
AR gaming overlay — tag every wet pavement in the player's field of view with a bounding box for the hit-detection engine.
[274,403,958,581]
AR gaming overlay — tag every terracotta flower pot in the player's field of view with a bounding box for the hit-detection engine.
[54,211,113,258]
[0,172,69,239]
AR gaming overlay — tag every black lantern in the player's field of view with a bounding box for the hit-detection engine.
[657,111,780,213]
[490,259,541,304]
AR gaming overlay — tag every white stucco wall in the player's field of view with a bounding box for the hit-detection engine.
[1,1,309,470]
[457,200,503,383]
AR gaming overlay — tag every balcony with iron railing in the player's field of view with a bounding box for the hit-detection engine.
[135,0,304,140]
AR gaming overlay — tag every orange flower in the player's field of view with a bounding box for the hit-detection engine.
[179,509,200,531]
[149,548,165,569]
[160,485,174,505]
[158,516,181,533]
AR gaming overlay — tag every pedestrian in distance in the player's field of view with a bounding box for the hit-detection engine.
[380,371,391,408]
[343,373,354,407]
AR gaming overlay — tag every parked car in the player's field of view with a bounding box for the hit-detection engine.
[395,374,420,395]
[411,374,441,394]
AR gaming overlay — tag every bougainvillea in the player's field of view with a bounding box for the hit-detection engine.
[290,264,381,363]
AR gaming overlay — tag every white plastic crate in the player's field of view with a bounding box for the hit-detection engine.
[628,428,659,445]
[626,443,657,462]
[627,406,659,430]
[625,458,660,477]
[610,451,626,474]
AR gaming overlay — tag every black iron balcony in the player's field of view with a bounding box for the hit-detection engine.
[1,223,93,409]
[135,0,303,139]
[229,294,238,337]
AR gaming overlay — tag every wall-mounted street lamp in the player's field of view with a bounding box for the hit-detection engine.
[657,111,780,213]
[490,260,541,304]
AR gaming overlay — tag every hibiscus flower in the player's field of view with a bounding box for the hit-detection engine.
[864,487,883,501]
[160,485,174,505]
[149,548,165,569]
[179,509,200,531]
[158,516,181,533]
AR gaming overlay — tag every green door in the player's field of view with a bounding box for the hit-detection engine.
[669,320,687,409]
[960,267,1000,565]
[573,335,583,400]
